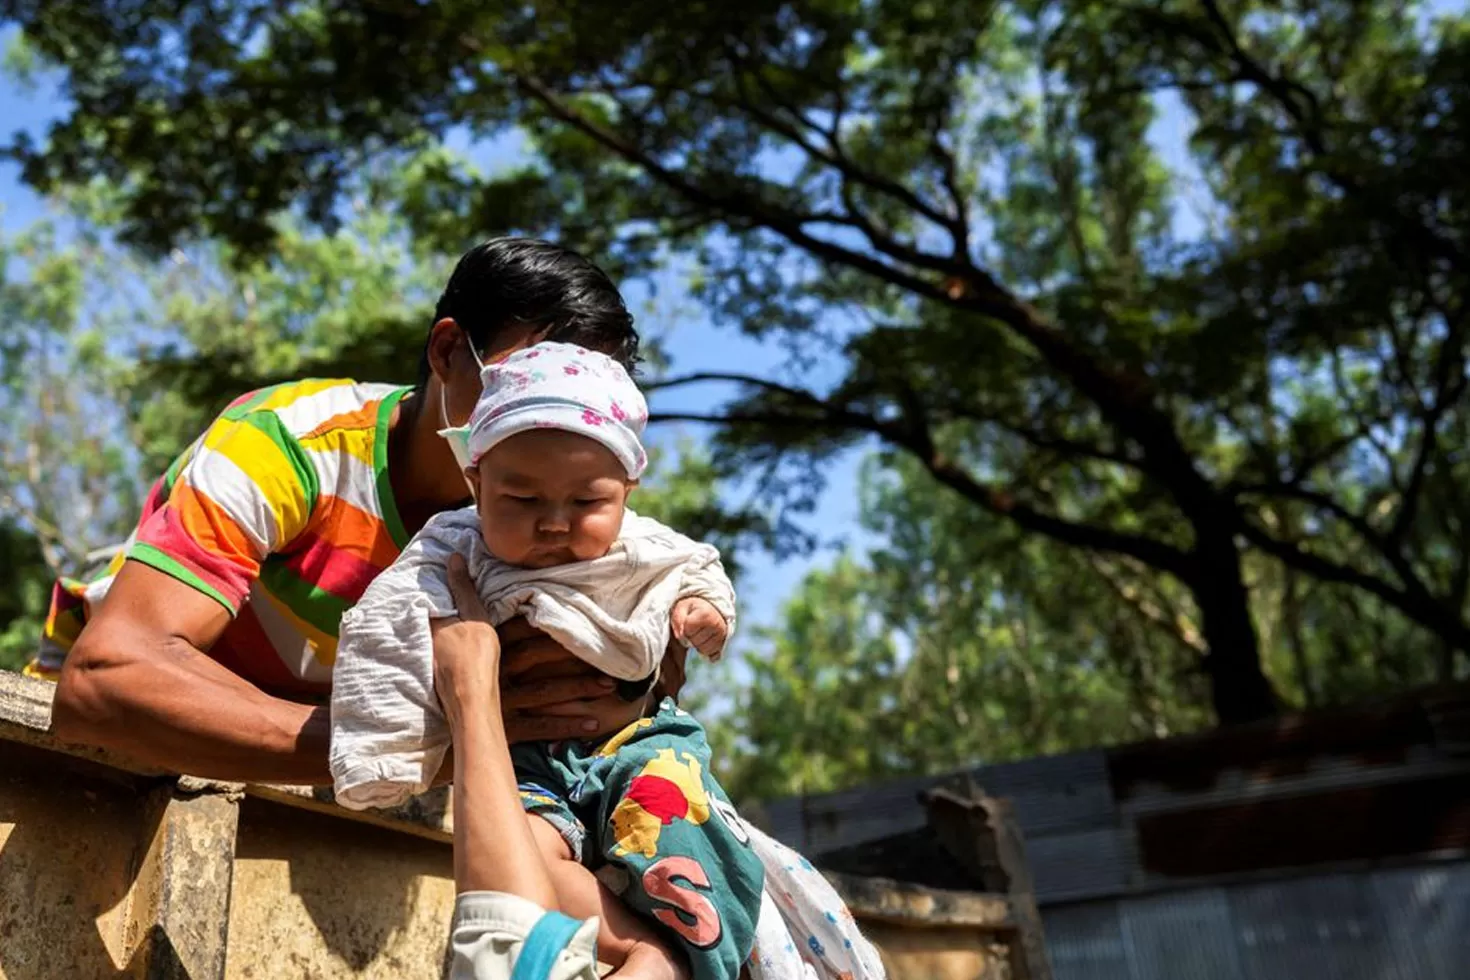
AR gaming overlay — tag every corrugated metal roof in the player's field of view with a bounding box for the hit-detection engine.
[1041,865,1470,980]
[1028,826,1134,904]
[1119,888,1248,980]
[1230,873,1401,980]
[760,750,1117,856]
[1043,900,1133,980]
[971,750,1117,836]
[764,686,1470,912]
[760,771,940,854]
[1370,864,1470,980]
[1117,746,1457,816]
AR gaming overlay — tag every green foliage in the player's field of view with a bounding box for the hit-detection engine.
[117,192,451,473]
[5,0,1470,734]
[0,521,51,672]
[713,457,1214,801]
[714,449,1449,800]
[0,215,142,570]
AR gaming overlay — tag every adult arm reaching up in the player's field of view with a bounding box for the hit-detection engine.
[435,554,602,980]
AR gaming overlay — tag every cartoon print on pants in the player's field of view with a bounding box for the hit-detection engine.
[610,748,711,858]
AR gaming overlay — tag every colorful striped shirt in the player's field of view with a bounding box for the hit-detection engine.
[28,378,413,697]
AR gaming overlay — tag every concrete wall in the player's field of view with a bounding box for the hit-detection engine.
[0,671,1040,979]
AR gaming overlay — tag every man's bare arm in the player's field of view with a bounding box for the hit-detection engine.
[52,560,335,783]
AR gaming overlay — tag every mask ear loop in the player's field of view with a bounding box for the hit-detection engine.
[439,330,491,430]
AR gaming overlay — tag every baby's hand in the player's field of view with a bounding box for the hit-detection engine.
[671,597,728,660]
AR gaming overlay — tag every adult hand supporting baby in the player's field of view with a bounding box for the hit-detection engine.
[440,555,646,742]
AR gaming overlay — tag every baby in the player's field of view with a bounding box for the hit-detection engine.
[331,341,762,980]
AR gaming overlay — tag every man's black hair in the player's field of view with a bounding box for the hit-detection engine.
[419,237,639,383]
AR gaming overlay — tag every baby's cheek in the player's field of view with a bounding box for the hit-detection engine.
[582,511,625,555]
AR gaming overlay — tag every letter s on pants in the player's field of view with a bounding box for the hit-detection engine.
[643,856,722,949]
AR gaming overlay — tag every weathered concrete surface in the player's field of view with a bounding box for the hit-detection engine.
[130,785,241,979]
[861,922,1014,980]
[225,798,457,979]
[0,742,151,980]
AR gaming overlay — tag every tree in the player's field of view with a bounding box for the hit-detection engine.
[0,213,148,669]
[716,449,1447,801]
[6,0,1470,722]
[0,520,52,672]
[713,456,1214,801]
[0,216,142,572]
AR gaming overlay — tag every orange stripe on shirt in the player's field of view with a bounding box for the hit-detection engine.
[301,402,380,440]
[171,481,261,570]
[305,495,400,568]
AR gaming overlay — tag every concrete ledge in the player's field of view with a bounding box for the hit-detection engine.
[826,871,1017,931]
[0,670,454,840]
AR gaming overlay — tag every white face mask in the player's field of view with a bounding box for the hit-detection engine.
[435,335,487,495]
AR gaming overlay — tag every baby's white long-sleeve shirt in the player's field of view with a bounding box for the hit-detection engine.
[329,507,736,810]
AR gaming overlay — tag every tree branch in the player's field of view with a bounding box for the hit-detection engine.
[515,65,1235,535]
[1391,314,1470,544]
[514,72,969,308]
[650,408,1198,577]
[1196,0,1327,155]
[931,132,971,259]
[1089,554,1209,655]
[1231,478,1427,596]
[721,43,963,237]
[643,371,824,401]
[1239,520,1470,650]
[1151,1,1470,278]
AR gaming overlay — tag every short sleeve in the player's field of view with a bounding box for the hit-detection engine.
[127,410,319,614]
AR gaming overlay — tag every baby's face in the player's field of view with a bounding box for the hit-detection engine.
[471,428,634,569]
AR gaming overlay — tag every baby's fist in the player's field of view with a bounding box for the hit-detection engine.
[671,597,728,660]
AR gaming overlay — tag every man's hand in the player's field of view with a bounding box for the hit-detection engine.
[671,597,728,659]
[493,608,648,744]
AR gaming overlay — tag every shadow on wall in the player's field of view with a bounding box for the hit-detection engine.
[0,740,458,980]
[0,743,161,980]
[229,793,458,977]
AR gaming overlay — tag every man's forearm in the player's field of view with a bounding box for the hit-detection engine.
[53,634,332,784]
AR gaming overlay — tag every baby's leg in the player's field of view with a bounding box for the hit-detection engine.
[527,814,691,980]
[589,705,766,980]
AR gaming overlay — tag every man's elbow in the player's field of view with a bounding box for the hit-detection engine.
[50,637,126,746]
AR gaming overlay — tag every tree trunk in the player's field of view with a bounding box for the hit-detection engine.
[1190,529,1279,724]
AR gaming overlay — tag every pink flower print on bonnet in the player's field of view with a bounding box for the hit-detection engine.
[465,341,649,478]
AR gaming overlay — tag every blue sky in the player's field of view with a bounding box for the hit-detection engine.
[0,26,866,641]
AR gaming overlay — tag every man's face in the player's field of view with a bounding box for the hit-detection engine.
[471,428,634,569]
